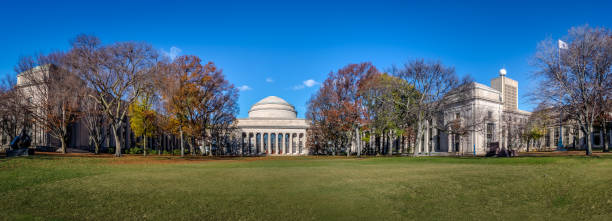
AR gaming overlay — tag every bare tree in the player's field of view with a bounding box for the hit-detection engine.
[0,76,26,144]
[532,25,612,155]
[394,59,464,156]
[82,90,106,154]
[68,34,158,157]
[15,52,84,153]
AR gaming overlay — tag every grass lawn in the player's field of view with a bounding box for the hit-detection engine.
[1,154,612,220]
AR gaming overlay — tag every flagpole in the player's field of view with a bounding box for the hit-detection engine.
[557,40,564,151]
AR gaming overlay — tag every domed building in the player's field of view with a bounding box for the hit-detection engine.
[236,96,309,155]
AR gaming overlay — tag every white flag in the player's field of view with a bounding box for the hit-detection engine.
[558,40,568,50]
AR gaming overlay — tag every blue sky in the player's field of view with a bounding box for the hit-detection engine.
[1,0,611,118]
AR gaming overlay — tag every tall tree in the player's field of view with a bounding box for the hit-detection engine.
[68,34,158,157]
[360,73,419,155]
[393,59,462,155]
[82,90,106,154]
[532,25,612,155]
[15,52,84,153]
[307,62,378,156]
[0,76,26,143]
[159,55,238,156]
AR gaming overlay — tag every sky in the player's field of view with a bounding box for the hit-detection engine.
[1,0,611,118]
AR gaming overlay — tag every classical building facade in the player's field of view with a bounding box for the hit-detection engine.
[235,96,309,155]
[415,69,531,156]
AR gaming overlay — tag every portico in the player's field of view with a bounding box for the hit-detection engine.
[236,96,308,155]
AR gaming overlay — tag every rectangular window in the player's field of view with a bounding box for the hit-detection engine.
[486,123,495,145]
[487,111,492,119]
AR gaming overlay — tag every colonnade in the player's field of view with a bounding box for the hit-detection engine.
[239,130,306,155]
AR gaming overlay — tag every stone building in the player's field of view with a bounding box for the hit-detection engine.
[531,108,611,151]
[0,66,133,152]
[415,69,531,156]
[235,96,309,155]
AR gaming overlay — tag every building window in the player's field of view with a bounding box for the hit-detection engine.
[455,113,460,119]
[486,123,495,145]
[594,132,601,146]
[487,111,492,119]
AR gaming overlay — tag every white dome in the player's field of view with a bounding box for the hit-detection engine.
[248,96,297,119]
[499,68,507,76]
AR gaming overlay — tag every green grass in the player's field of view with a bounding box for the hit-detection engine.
[1,155,611,220]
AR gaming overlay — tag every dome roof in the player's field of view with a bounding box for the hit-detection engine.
[248,96,297,119]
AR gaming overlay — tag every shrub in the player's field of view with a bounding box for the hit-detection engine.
[172,149,182,155]
[128,147,143,154]
[108,147,115,154]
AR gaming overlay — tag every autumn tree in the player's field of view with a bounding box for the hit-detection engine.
[199,69,239,156]
[129,89,158,156]
[307,62,378,156]
[532,25,612,155]
[360,73,419,155]
[15,52,84,153]
[159,55,238,156]
[68,34,158,157]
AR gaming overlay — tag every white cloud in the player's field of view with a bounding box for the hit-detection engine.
[161,46,182,60]
[303,79,318,87]
[238,85,252,91]
[265,77,274,83]
[292,79,319,90]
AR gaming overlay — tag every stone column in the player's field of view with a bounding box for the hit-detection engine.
[425,123,430,155]
[290,133,294,155]
[280,133,285,155]
[299,133,303,154]
[276,132,280,155]
[448,133,453,153]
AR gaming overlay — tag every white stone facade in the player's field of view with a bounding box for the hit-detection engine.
[416,69,531,156]
[235,96,309,155]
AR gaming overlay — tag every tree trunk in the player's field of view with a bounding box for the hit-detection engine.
[112,124,122,157]
[415,117,423,156]
[387,130,395,156]
[356,128,361,158]
[602,122,609,152]
[94,141,100,154]
[586,124,593,156]
[347,133,351,157]
[60,137,67,154]
[179,126,184,157]
[190,137,195,156]
[526,139,530,152]
[143,135,147,157]
[208,139,213,156]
